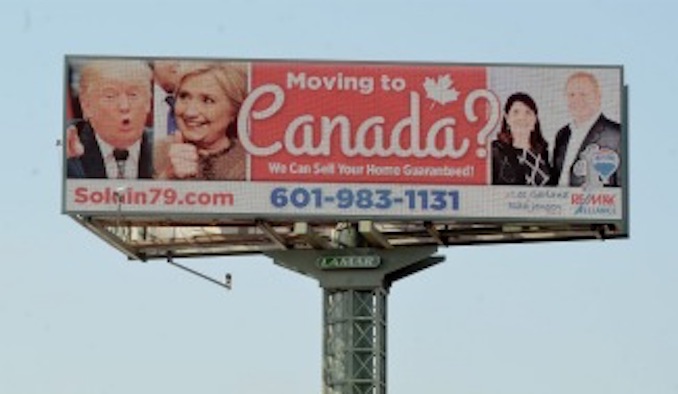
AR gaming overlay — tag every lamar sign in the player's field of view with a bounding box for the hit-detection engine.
[317,255,382,270]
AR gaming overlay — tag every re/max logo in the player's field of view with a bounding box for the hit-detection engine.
[571,193,616,206]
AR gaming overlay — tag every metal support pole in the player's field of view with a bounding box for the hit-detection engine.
[324,288,387,394]
[265,246,444,394]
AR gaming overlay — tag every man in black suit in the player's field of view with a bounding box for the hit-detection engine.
[67,60,153,179]
[550,72,622,188]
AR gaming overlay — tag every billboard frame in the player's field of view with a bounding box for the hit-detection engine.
[62,55,629,260]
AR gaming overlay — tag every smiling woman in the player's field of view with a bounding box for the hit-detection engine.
[491,92,551,186]
[154,61,248,180]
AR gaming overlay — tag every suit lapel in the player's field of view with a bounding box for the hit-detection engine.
[554,127,571,179]
[78,123,107,178]
[576,115,605,157]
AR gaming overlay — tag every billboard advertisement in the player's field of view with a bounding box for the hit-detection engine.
[63,56,626,223]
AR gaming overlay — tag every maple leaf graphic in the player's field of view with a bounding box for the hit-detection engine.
[423,74,460,107]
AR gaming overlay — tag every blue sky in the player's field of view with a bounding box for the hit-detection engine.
[1,1,677,393]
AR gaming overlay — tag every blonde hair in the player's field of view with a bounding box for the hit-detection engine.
[79,59,152,97]
[177,61,248,110]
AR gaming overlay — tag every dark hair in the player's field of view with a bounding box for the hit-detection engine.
[497,92,547,154]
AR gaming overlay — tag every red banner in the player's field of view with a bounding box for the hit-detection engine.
[244,62,496,184]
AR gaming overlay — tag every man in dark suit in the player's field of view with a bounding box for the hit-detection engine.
[67,120,154,178]
[66,60,154,179]
[151,59,180,137]
[550,72,622,188]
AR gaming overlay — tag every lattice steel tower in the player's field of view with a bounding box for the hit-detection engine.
[267,243,443,393]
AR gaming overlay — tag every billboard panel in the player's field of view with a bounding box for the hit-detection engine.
[63,56,626,225]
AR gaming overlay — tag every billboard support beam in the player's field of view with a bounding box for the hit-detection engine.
[71,215,144,261]
[265,245,444,393]
[295,222,333,249]
[256,220,289,250]
[359,220,394,249]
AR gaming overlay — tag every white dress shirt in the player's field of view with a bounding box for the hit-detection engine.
[95,134,142,179]
[559,112,601,186]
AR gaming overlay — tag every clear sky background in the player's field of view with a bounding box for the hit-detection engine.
[1,1,676,393]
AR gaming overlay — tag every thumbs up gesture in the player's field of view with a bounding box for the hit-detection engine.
[167,132,200,179]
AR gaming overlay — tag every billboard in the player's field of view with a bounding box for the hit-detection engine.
[63,56,626,224]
